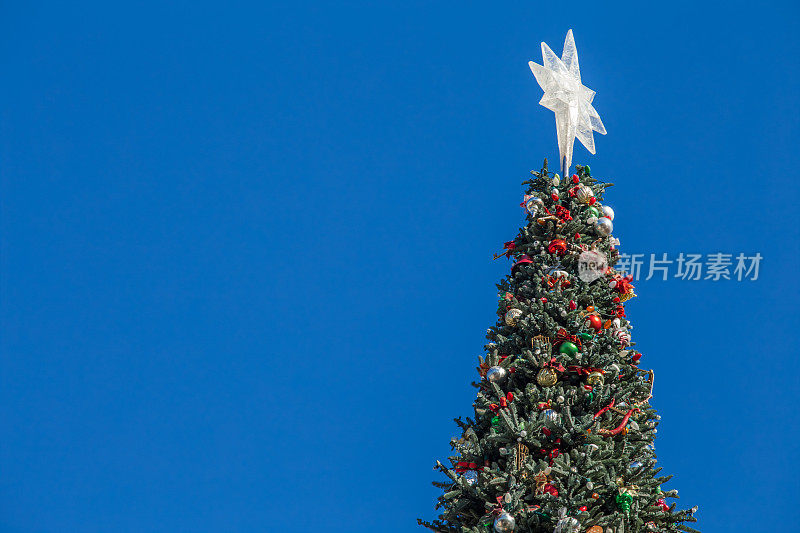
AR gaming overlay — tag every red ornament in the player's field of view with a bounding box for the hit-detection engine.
[569,300,577,310]
[586,315,602,331]
[591,493,600,499]
[548,239,568,256]
[656,498,669,512]
[579,506,588,512]
[551,192,559,201]
[543,483,558,496]
[589,197,597,205]
[572,174,580,184]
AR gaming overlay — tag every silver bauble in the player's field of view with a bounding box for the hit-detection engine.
[525,196,545,216]
[486,366,508,383]
[463,470,479,485]
[575,185,594,204]
[595,217,613,236]
[505,308,523,326]
[493,511,516,533]
[542,409,558,421]
[601,205,615,221]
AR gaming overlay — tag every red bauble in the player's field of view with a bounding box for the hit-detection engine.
[569,300,577,310]
[579,506,588,512]
[572,174,580,184]
[548,239,568,256]
[586,315,602,331]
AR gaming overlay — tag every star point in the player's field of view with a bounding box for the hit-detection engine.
[529,30,605,176]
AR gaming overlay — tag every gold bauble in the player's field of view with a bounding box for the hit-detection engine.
[586,371,604,386]
[536,367,558,387]
[586,527,604,533]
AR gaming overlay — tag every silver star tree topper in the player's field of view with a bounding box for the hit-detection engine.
[529,29,606,179]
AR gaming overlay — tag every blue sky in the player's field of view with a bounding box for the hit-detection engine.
[1,2,799,532]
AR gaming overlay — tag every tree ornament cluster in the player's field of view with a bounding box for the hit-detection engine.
[420,161,698,533]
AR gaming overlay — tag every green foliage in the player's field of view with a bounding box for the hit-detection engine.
[420,161,698,533]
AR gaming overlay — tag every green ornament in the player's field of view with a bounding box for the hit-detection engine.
[558,341,579,356]
[578,332,593,341]
[584,165,591,175]
[587,206,601,218]
[491,416,501,427]
[615,492,633,514]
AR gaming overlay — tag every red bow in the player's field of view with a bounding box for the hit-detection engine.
[489,392,515,412]
[554,205,572,222]
[493,241,516,260]
[612,274,635,294]
[554,328,582,349]
[455,461,481,473]
[543,356,565,372]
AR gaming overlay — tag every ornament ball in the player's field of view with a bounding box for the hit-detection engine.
[587,527,604,533]
[526,196,545,215]
[536,367,558,387]
[586,315,602,331]
[595,217,613,236]
[493,511,516,532]
[486,366,508,383]
[462,470,478,485]
[558,341,579,356]
[601,205,615,221]
[505,308,523,326]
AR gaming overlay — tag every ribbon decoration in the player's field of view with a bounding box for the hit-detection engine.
[655,498,670,512]
[554,205,572,222]
[489,392,515,412]
[543,356,565,372]
[493,241,516,260]
[593,398,616,419]
[567,366,605,376]
[454,461,482,473]
[554,328,582,349]
[539,438,562,465]
[597,408,640,436]
[542,275,571,290]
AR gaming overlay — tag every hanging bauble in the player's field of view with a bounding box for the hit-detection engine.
[525,196,545,216]
[505,308,523,326]
[601,205,615,221]
[462,470,479,485]
[586,206,600,218]
[612,328,631,346]
[615,492,633,514]
[511,255,534,275]
[548,239,568,256]
[493,511,516,532]
[585,315,602,331]
[594,217,613,236]
[586,371,604,386]
[558,341,579,356]
[542,409,558,421]
[486,366,508,383]
[575,185,594,204]
[536,367,558,387]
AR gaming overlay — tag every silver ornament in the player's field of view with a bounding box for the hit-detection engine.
[505,308,523,326]
[542,409,558,421]
[554,512,580,533]
[575,185,594,204]
[525,196,545,215]
[630,461,642,469]
[595,217,613,236]
[463,470,478,485]
[494,511,516,533]
[601,205,615,221]
[486,366,508,383]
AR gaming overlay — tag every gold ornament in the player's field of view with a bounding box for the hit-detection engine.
[619,290,637,302]
[515,443,529,478]
[586,527,604,533]
[533,471,550,494]
[532,335,552,354]
[576,185,594,204]
[536,367,558,387]
[586,371,604,386]
[505,308,523,326]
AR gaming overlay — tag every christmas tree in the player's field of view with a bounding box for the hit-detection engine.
[419,31,698,533]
